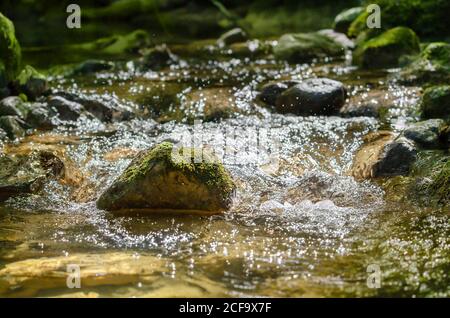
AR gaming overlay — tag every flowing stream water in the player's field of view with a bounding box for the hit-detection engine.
[0,50,448,297]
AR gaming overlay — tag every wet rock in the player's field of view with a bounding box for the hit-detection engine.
[403,119,445,148]
[97,142,236,214]
[274,32,345,63]
[25,104,54,129]
[0,115,26,139]
[340,90,394,118]
[47,96,84,121]
[52,91,118,122]
[317,29,354,49]
[0,13,21,82]
[0,150,64,202]
[70,59,114,76]
[136,44,178,70]
[13,66,48,101]
[0,96,28,119]
[420,85,450,120]
[217,28,247,47]
[0,127,6,140]
[400,42,450,84]
[352,132,417,179]
[353,27,420,69]
[439,125,450,147]
[258,81,300,106]
[274,78,347,115]
[227,40,273,58]
[333,7,364,34]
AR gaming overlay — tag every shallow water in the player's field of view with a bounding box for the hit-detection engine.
[0,50,448,298]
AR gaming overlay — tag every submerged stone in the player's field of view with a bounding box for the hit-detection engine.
[352,132,417,179]
[403,119,446,148]
[333,7,364,34]
[97,142,235,214]
[274,78,346,115]
[0,150,64,202]
[353,27,420,69]
[0,13,21,82]
[420,85,450,120]
[274,32,345,63]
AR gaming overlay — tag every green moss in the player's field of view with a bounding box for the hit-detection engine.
[333,7,364,34]
[353,27,420,69]
[347,10,369,38]
[349,0,450,39]
[120,142,235,195]
[420,85,450,120]
[0,12,21,82]
[400,43,450,84]
[411,152,450,206]
[16,65,45,86]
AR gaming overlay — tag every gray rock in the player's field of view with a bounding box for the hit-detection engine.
[0,115,26,139]
[136,44,178,71]
[403,119,445,148]
[48,96,84,121]
[26,104,54,129]
[217,28,247,47]
[52,92,114,122]
[0,96,25,118]
[317,29,354,49]
[274,32,345,63]
[275,78,347,115]
[258,80,300,106]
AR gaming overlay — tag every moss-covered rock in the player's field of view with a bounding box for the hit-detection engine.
[274,32,345,63]
[97,142,236,214]
[0,150,64,202]
[0,13,21,82]
[353,27,420,69]
[333,7,364,34]
[403,119,446,149]
[348,0,450,39]
[13,65,48,101]
[400,43,450,84]
[408,152,450,206]
[420,85,450,120]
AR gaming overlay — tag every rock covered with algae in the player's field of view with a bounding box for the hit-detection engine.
[97,142,236,214]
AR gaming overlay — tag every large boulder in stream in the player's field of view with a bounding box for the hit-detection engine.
[259,78,347,116]
[0,150,64,202]
[274,32,345,63]
[353,27,420,69]
[351,132,417,179]
[0,13,21,82]
[403,119,446,149]
[97,142,236,214]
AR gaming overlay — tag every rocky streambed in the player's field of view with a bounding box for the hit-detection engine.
[0,8,449,297]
